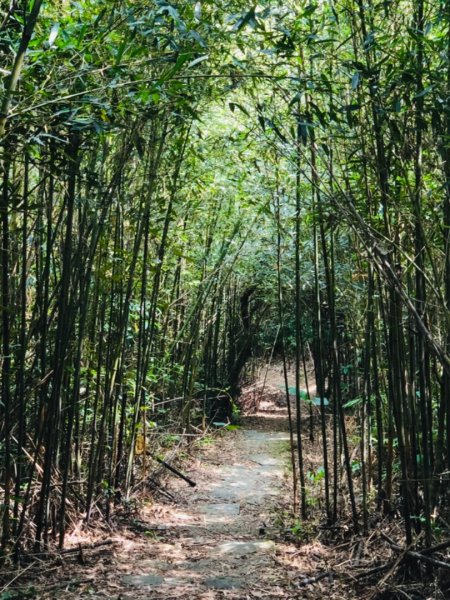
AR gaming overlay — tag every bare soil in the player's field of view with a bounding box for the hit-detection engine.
[1,367,448,599]
[1,402,348,599]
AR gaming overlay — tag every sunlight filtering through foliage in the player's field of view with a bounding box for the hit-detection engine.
[1,7,450,590]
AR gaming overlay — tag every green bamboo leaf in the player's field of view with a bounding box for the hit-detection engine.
[351,71,360,90]
[187,55,209,69]
[48,22,60,46]
[229,102,250,117]
[414,85,433,99]
[343,397,363,409]
[235,7,257,31]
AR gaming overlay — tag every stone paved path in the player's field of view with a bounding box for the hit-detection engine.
[9,374,361,600]
[119,414,293,599]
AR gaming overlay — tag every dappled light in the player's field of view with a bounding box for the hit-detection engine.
[1,1,450,599]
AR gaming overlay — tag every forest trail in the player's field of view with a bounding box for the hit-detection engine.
[4,4,450,599]
[119,414,290,599]
[39,394,344,600]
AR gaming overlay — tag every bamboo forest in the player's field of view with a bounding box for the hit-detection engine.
[2,0,450,598]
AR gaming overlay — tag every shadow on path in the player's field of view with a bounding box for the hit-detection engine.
[118,405,292,599]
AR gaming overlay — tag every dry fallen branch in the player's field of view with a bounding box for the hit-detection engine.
[59,539,115,555]
[0,561,37,596]
[380,532,450,571]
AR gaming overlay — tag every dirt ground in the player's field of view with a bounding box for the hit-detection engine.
[0,403,353,599]
[1,366,448,599]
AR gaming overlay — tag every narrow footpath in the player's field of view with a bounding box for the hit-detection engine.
[120,416,291,598]
[5,377,442,599]
[37,395,352,600]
